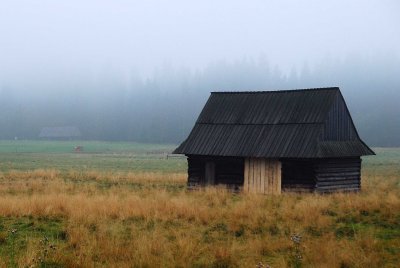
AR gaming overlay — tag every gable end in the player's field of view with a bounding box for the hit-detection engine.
[318,91,375,157]
[322,91,358,141]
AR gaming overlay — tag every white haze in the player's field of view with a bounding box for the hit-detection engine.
[0,0,399,81]
[0,1,399,146]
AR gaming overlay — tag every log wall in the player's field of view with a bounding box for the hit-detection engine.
[214,158,244,188]
[187,157,205,188]
[188,155,361,194]
[187,156,244,189]
[281,159,316,192]
[281,158,361,193]
[244,158,281,194]
[314,157,361,193]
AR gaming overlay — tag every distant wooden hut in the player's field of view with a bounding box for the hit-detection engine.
[174,87,374,194]
[39,126,81,140]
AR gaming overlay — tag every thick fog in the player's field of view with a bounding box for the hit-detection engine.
[0,1,399,146]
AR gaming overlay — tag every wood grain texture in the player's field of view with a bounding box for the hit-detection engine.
[244,158,281,194]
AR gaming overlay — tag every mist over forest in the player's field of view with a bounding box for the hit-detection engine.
[0,53,399,146]
[0,1,399,147]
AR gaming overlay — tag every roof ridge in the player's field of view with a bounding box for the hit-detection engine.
[196,122,324,126]
[211,87,340,94]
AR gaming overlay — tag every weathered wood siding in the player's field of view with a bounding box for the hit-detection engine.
[214,158,244,188]
[315,157,361,193]
[188,155,361,194]
[244,158,281,194]
[187,156,244,189]
[281,158,361,193]
[187,157,205,187]
[281,159,315,192]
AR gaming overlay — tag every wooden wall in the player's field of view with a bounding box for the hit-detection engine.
[244,158,281,194]
[187,157,205,188]
[281,158,361,193]
[188,155,361,194]
[214,158,244,188]
[314,157,361,193]
[281,159,315,192]
[186,156,244,189]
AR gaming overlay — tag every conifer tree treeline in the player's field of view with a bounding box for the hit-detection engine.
[0,54,399,146]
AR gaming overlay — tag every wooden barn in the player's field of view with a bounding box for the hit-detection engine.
[173,87,374,194]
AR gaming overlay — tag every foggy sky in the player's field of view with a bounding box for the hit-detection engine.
[1,0,399,81]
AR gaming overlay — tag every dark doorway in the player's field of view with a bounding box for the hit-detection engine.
[281,159,316,192]
[187,156,244,188]
[215,158,244,188]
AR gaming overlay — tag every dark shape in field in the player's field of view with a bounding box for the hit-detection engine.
[174,87,374,193]
[39,126,81,140]
[74,146,83,152]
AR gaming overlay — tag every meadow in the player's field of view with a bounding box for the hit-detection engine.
[0,141,398,267]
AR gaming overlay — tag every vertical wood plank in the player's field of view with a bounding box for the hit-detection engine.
[257,159,261,193]
[261,159,265,194]
[251,158,255,193]
[257,159,259,193]
[272,160,275,194]
[255,158,259,193]
[272,160,276,194]
[253,158,257,193]
[244,158,281,195]
[248,158,252,193]
[275,160,279,194]
[264,159,267,194]
[265,160,269,194]
[265,160,268,194]
[205,162,215,185]
[260,159,263,194]
[255,158,258,193]
[254,159,258,193]
[271,160,276,194]
[248,158,251,192]
[247,158,250,192]
[249,158,252,192]
[244,158,248,192]
[277,161,282,194]
[268,160,274,194]
[254,158,260,193]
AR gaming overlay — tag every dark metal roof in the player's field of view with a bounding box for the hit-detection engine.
[318,141,373,157]
[176,124,322,157]
[174,87,374,158]
[198,88,337,124]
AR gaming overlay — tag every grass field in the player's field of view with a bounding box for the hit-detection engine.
[0,141,398,267]
[0,141,185,173]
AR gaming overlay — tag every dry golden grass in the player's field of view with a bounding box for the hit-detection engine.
[0,169,399,267]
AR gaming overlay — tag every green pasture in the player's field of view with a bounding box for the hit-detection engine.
[363,147,400,176]
[0,140,175,154]
[0,140,186,173]
[0,140,399,175]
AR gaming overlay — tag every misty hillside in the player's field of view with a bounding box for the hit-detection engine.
[0,54,399,146]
